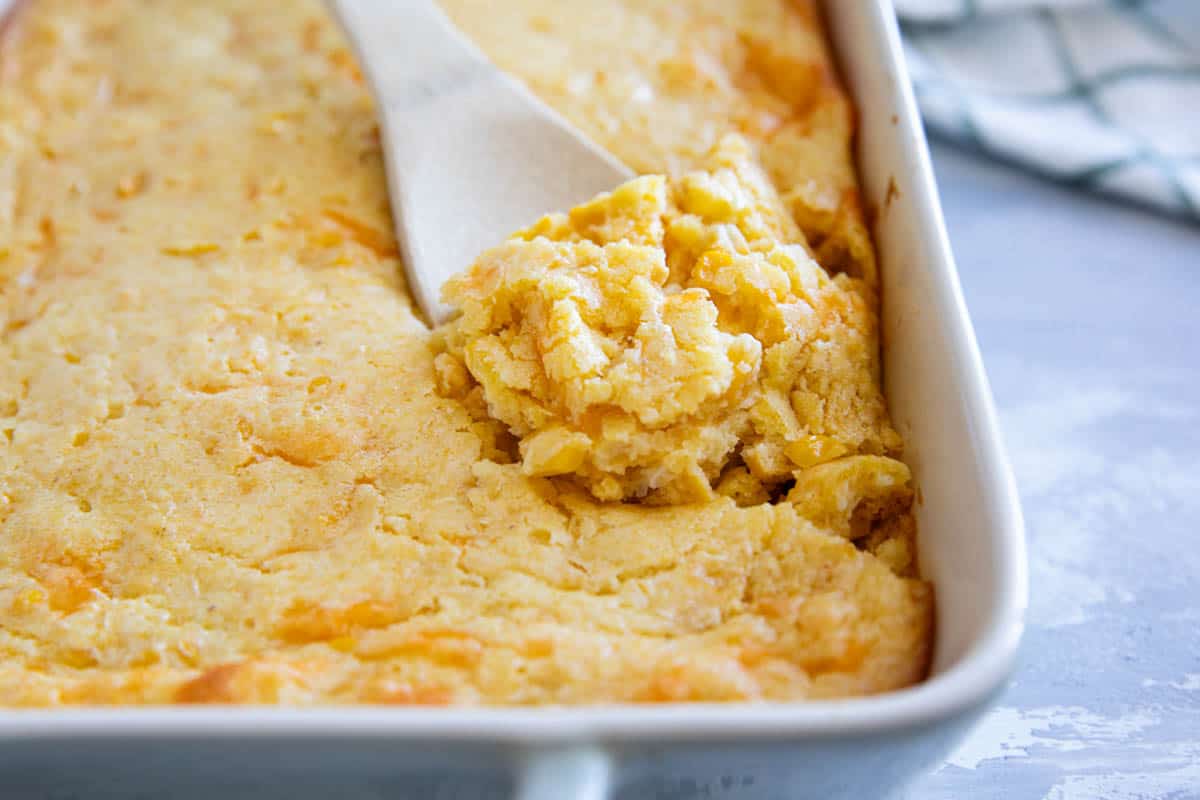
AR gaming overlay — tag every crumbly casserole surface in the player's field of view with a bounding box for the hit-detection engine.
[0,0,932,705]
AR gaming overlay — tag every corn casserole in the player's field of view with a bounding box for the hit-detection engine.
[0,0,932,705]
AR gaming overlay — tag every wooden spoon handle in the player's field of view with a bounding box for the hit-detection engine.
[330,0,495,113]
[330,0,629,325]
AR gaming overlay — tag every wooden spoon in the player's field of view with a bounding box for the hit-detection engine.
[331,0,632,326]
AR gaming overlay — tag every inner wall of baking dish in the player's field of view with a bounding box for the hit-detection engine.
[827,2,1007,679]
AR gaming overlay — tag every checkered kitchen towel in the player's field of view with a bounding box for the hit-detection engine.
[895,0,1200,218]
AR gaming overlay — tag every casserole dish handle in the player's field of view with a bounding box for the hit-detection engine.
[515,744,612,800]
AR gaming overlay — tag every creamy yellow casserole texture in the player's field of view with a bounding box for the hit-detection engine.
[0,0,932,705]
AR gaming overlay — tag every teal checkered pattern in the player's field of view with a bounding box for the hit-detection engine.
[896,0,1200,218]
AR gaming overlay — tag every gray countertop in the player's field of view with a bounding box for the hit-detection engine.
[903,141,1200,799]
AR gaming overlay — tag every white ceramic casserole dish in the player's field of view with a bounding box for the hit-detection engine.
[0,2,1027,798]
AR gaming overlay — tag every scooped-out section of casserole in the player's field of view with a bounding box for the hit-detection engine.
[0,0,932,705]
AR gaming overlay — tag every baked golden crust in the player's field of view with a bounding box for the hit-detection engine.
[0,0,931,706]
[440,0,878,284]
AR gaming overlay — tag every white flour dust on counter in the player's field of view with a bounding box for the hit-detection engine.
[908,354,1200,800]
